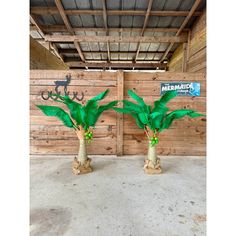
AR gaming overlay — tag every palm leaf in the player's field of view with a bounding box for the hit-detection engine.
[127,89,146,106]
[90,89,109,101]
[159,109,204,132]
[98,101,118,113]
[123,100,142,113]
[37,105,74,128]
[55,94,85,125]
[152,91,176,114]
[88,101,118,127]
[113,107,133,114]
[131,113,145,129]
[159,90,177,104]
[137,112,149,125]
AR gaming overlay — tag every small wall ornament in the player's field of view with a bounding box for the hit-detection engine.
[41,74,84,101]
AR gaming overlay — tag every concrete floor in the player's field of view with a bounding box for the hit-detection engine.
[30,155,206,236]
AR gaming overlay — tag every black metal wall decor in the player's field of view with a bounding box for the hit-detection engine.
[41,74,84,101]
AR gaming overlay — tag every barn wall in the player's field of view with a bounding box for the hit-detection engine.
[30,70,206,156]
[168,9,206,73]
[30,36,68,70]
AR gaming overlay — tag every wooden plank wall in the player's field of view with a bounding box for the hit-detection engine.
[30,70,118,155]
[30,70,206,156]
[30,36,68,70]
[168,8,206,73]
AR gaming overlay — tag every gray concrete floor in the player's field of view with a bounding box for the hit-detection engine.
[30,155,206,236]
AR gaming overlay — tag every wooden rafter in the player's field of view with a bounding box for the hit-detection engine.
[30,14,44,36]
[54,0,85,63]
[30,14,63,61]
[45,35,188,43]
[74,41,85,62]
[66,61,167,69]
[54,0,74,34]
[30,7,202,17]
[101,0,110,62]
[57,48,175,55]
[161,0,202,62]
[30,25,190,33]
[134,0,154,62]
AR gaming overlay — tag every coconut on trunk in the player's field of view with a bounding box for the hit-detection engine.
[114,90,205,174]
[37,89,118,175]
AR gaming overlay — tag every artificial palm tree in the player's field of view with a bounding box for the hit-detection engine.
[37,89,117,175]
[114,90,204,174]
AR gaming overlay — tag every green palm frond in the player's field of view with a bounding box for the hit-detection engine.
[37,105,74,128]
[37,89,116,131]
[159,109,205,132]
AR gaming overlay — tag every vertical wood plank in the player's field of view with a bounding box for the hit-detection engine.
[186,30,191,61]
[116,70,124,156]
[182,43,188,72]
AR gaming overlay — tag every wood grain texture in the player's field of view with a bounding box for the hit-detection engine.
[30,70,206,156]
[168,9,206,73]
[116,71,124,156]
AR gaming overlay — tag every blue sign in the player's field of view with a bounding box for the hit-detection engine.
[160,82,200,96]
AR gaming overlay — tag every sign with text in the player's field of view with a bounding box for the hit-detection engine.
[160,82,200,96]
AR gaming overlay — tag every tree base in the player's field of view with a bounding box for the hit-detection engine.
[143,158,162,174]
[72,157,93,175]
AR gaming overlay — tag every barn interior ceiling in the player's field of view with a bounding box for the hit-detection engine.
[30,0,206,70]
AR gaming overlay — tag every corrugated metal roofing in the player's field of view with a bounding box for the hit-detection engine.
[30,0,206,69]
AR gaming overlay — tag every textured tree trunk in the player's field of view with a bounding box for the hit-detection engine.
[72,128,92,175]
[147,141,158,165]
[144,142,162,174]
[77,139,87,165]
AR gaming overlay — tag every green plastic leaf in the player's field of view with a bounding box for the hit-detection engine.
[159,90,177,104]
[160,109,204,132]
[37,105,74,128]
[123,100,142,113]
[98,101,118,113]
[90,89,109,101]
[137,112,149,125]
[113,107,133,114]
[55,94,85,126]
[88,101,118,127]
[127,89,146,107]
[131,113,145,129]
[152,91,177,114]
[151,115,165,130]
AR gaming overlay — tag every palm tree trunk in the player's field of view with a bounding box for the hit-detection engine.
[78,138,87,165]
[147,141,157,165]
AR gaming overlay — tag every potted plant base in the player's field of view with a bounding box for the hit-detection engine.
[143,142,162,174]
[72,157,92,175]
[72,131,93,175]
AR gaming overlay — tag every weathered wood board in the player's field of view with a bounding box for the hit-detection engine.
[168,9,206,73]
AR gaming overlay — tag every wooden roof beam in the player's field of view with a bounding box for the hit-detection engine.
[161,0,202,62]
[30,14,63,61]
[30,7,202,17]
[134,0,154,62]
[66,61,167,69]
[57,48,175,55]
[101,0,110,62]
[44,34,188,43]
[55,0,85,63]
[30,25,190,33]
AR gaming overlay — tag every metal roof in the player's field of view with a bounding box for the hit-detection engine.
[30,0,206,70]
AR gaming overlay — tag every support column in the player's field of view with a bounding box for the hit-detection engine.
[116,70,124,156]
